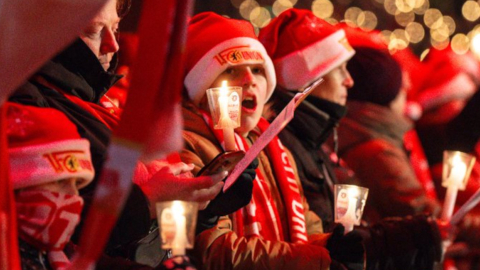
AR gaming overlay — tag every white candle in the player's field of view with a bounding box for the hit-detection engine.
[339,188,359,234]
[218,81,236,151]
[442,154,467,221]
[171,202,188,256]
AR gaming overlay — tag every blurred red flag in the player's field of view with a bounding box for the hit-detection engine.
[0,0,109,103]
[0,105,21,270]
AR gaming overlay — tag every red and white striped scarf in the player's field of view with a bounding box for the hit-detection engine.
[16,190,83,270]
[201,112,308,243]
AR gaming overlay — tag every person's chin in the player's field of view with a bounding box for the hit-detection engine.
[239,115,259,135]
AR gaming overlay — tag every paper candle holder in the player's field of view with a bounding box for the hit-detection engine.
[334,184,369,233]
[156,200,199,256]
[442,150,476,190]
[206,85,242,129]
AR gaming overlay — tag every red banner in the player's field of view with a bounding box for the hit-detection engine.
[0,105,21,270]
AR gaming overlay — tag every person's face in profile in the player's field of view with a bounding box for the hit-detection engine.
[20,178,83,196]
[80,0,120,71]
[310,62,354,106]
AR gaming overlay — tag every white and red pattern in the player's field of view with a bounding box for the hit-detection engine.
[16,190,83,270]
[201,112,308,243]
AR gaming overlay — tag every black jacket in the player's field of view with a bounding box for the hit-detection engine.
[270,91,346,231]
[10,39,151,258]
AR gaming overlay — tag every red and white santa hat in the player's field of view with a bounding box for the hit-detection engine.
[415,46,480,111]
[7,103,94,190]
[184,12,276,106]
[259,9,355,90]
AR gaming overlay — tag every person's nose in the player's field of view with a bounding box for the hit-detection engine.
[343,70,354,89]
[100,28,120,55]
[65,179,80,196]
[241,68,256,88]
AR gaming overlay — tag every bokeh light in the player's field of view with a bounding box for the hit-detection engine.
[424,8,443,29]
[384,0,399,15]
[249,6,271,28]
[389,28,409,51]
[431,36,449,50]
[413,0,429,15]
[430,25,449,42]
[443,16,456,35]
[278,0,298,6]
[405,22,425,43]
[312,0,334,19]
[451,34,470,54]
[345,6,363,27]
[358,11,378,31]
[272,0,292,16]
[462,1,480,22]
[381,30,393,43]
[420,48,430,61]
[470,33,480,58]
[395,11,415,26]
[239,0,260,20]
[395,0,415,13]
[231,0,244,8]
[325,17,339,24]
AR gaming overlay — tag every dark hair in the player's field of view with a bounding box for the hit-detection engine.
[347,47,403,106]
[117,0,131,18]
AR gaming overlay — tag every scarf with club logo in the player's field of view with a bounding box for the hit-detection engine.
[202,112,308,243]
[15,190,83,270]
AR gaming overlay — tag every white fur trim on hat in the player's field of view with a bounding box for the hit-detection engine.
[184,37,276,106]
[418,72,477,111]
[10,139,94,189]
[274,30,355,90]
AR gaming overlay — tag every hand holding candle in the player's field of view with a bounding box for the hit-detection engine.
[206,81,242,152]
[334,185,369,234]
[156,201,199,256]
[441,151,476,222]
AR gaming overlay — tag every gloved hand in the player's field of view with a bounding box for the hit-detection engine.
[326,224,365,270]
[195,158,258,235]
[202,157,258,216]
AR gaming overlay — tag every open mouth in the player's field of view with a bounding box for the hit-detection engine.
[242,96,257,112]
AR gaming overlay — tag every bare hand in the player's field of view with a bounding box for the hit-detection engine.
[138,164,226,217]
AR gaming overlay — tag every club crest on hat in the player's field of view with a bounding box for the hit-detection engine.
[44,151,94,174]
[215,45,265,66]
[7,102,95,190]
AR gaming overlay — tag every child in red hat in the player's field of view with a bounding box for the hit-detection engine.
[181,12,335,270]
[8,103,94,270]
[8,103,200,270]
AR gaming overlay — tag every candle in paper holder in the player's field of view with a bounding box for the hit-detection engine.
[156,201,198,256]
[334,184,369,234]
[206,81,242,151]
[441,150,476,221]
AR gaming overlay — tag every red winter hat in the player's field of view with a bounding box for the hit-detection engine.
[7,103,94,190]
[340,24,387,50]
[184,12,276,106]
[415,47,480,111]
[259,9,355,90]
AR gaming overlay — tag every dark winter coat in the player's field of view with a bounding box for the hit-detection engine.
[337,101,441,221]
[19,239,52,270]
[270,91,346,232]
